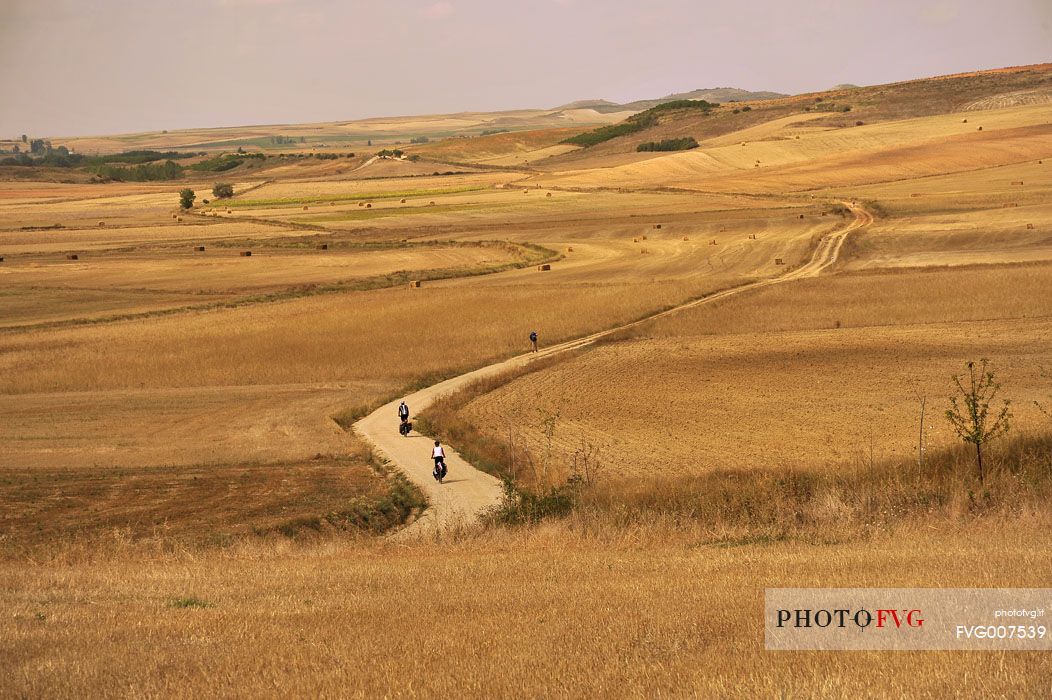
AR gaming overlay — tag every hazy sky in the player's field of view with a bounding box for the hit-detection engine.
[2,0,1049,137]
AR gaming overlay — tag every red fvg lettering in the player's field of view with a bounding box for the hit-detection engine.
[875,609,924,628]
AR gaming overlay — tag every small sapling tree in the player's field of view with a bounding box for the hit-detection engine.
[179,188,196,210]
[945,359,1011,485]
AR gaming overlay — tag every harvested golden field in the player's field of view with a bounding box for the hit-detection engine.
[457,316,1051,481]
[5,57,1052,697]
[530,103,1052,194]
[2,523,1051,696]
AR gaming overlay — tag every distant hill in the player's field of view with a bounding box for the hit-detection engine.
[558,88,787,113]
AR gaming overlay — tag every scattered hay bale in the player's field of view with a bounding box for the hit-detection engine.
[538,264,551,271]
[977,126,983,131]
[194,246,205,252]
[633,238,639,243]
[523,189,529,194]
[710,239,717,246]
[910,193,921,197]
[799,214,804,219]
[567,246,574,252]
[821,212,827,216]
[795,135,800,139]
[66,254,79,260]
[240,251,252,257]
[177,217,182,222]
[227,210,232,214]
[546,192,552,198]
[962,118,968,123]
[319,243,329,250]
[749,234,757,240]
[1026,223,1035,230]
[172,214,177,219]
[741,142,747,146]
[641,235,647,240]
[98,221,105,227]
[408,280,421,288]
[358,202,364,207]
[0,256,4,262]
[429,201,435,206]
[1004,203,1018,208]
[654,224,662,229]
[719,227,726,232]
[640,248,649,254]
[401,199,407,203]
[330,202,336,206]
[682,236,689,241]
[1012,181,1024,185]
[366,203,372,208]
[303,205,309,211]
[775,258,784,265]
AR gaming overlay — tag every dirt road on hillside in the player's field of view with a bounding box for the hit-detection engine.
[355,204,872,537]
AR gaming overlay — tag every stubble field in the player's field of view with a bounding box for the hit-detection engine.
[3,66,1052,696]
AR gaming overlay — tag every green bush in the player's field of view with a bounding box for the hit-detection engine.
[179,188,196,209]
[212,183,234,199]
[636,137,699,152]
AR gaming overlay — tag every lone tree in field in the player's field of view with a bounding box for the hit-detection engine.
[945,359,1011,485]
[212,183,234,199]
[179,188,196,210]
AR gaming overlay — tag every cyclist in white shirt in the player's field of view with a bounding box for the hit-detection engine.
[432,440,447,482]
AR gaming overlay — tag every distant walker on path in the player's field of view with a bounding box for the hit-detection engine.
[529,330,538,353]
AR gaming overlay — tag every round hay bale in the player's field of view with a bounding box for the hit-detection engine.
[98,221,105,227]
[429,201,435,206]
[538,264,551,271]
[962,118,968,123]
[567,246,574,252]
[303,205,309,211]
[654,224,661,229]
[401,199,407,203]
[366,203,371,208]
[799,214,804,219]
[194,246,205,252]
[177,217,182,222]
[172,214,177,219]
[682,236,689,241]
[408,280,421,288]
[546,192,552,198]
[977,126,983,131]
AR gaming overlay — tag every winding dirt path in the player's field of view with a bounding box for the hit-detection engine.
[355,203,872,536]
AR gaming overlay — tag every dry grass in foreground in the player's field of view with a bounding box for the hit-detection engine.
[2,521,1050,697]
